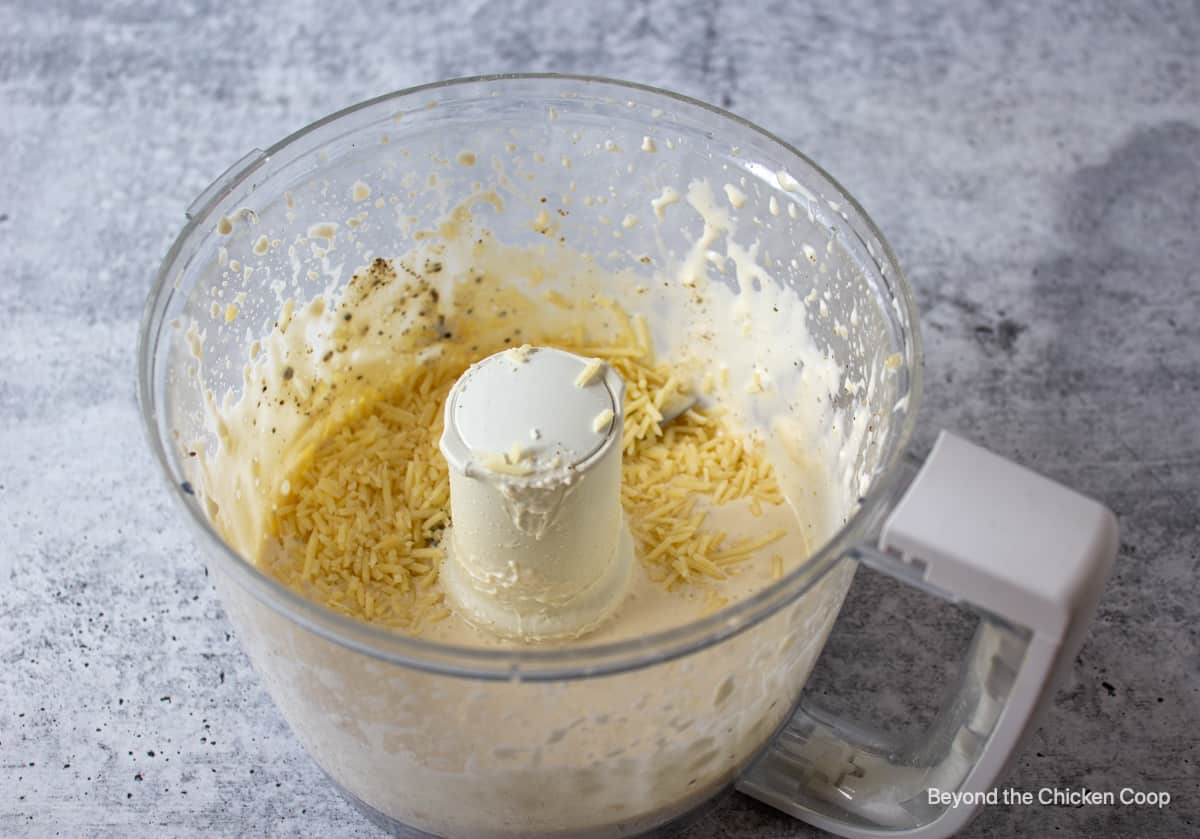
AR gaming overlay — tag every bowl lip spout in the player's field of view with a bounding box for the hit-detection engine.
[137,73,923,682]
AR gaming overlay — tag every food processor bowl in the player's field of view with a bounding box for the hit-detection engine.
[139,76,1116,839]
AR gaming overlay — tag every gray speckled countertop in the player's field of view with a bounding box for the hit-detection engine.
[2,1,1197,836]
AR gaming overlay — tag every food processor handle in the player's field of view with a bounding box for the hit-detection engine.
[737,431,1118,839]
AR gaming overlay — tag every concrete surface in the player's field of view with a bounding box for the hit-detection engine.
[1,0,1197,836]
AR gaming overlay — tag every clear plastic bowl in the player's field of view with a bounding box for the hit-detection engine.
[138,75,920,837]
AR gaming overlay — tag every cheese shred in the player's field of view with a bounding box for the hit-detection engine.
[574,357,605,388]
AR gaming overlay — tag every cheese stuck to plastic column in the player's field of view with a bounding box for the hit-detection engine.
[438,346,634,640]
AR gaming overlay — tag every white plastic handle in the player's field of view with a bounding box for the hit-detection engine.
[738,431,1118,838]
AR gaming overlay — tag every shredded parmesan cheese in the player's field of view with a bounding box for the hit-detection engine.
[478,446,534,476]
[262,282,786,628]
[574,357,605,388]
[592,408,614,433]
[506,343,535,364]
